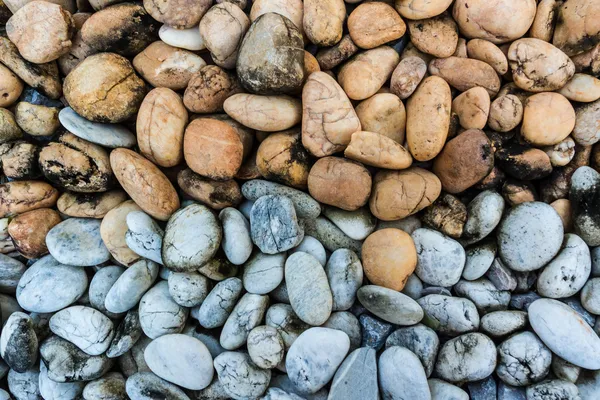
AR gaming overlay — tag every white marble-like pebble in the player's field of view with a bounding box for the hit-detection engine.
[159,24,206,51]
[104,259,159,314]
[219,207,253,265]
[46,218,110,267]
[242,252,285,295]
[139,281,188,339]
[49,306,114,356]
[125,211,164,265]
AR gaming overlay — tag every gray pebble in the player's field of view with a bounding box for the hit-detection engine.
[0,293,23,324]
[39,361,85,400]
[82,372,126,400]
[183,321,225,360]
[377,215,422,234]
[359,314,393,351]
[220,293,269,350]
[463,240,497,281]
[139,281,188,339]
[322,206,376,240]
[467,376,497,399]
[242,252,285,295]
[385,324,439,377]
[214,352,271,400]
[239,200,254,220]
[270,281,290,304]
[526,380,580,400]
[104,259,159,314]
[402,274,424,300]
[251,195,304,254]
[219,207,253,265]
[461,190,504,245]
[46,218,110,267]
[486,258,517,291]
[435,333,497,383]
[162,204,222,272]
[168,272,210,307]
[286,327,349,394]
[417,294,479,336]
[552,357,581,384]
[412,228,466,287]
[106,310,142,358]
[144,334,213,390]
[325,249,363,311]
[247,325,284,369]
[196,277,243,329]
[89,265,125,318]
[379,346,431,400]
[592,246,600,277]
[125,211,164,265]
[125,372,190,400]
[571,166,600,246]
[510,292,541,311]
[59,107,136,148]
[16,255,88,313]
[49,305,114,355]
[7,368,40,400]
[117,336,152,378]
[497,202,564,271]
[358,285,423,325]
[581,277,600,314]
[329,347,378,400]
[480,311,528,338]
[301,217,362,255]
[496,331,552,386]
[290,235,327,266]
[497,381,526,400]
[454,279,511,312]
[421,287,452,296]
[0,253,26,293]
[323,311,362,352]
[242,180,321,219]
[428,378,469,400]
[265,303,309,350]
[261,387,304,400]
[0,312,37,372]
[285,252,332,326]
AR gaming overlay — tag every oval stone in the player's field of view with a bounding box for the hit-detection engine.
[46,218,110,267]
[412,228,466,287]
[58,107,136,148]
[49,306,114,356]
[358,285,423,326]
[104,259,159,314]
[139,281,188,339]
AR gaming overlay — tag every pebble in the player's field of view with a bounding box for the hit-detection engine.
[480,311,528,338]
[571,166,600,246]
[435,333,497,383]
[125,211,164,265]
[385,324,439,377]
[461,190,505,245]
[285,252,333,326]
[242,252,285,295]
[139,281,188,339]
[82,372,127,400]
[125,372,190,400]
[302,217,363,255]
[46,218,110,267]
[552,357,581,384]
[322,206,377,241]
[58,107,136,148]
[329,347,378,400]
[526,380,580,400]
[219,207,252,265]
[529,298,600,369]
[88,265,124,318]
[196,277,243,329]
[167,272,210,308]
[7,368,41,400]
[106,310,142,358]
[49,305,114,356]
[265,303,309,350]
[468,376,497,400]
[498,381,526,400]
[247,325,285,369]
[214,351,271,400]
[582,278,600,314]
[104,259,159,314]
[0,254,26,293]
[486,257,518,291]
[220,293,269,350]
[241,180,321,219]
[430,379,469,400]
[359,314,393,351]
[158,24,205,51]
[251,195,304,254]
[358,285,423,325]
[144,334,213,390]
[16,255,88,313]
[0,312,37,372]
[39,361,85,400]
[463,240,496,280]
[290,236,327,266]
[496,331,552,386]
[454,278,511,312]
[378,346,431,400]
[286,328,349,394]
[412,228,466,287]
[417,294,479,336]
[322,312,362,352]
[325,249,363,311]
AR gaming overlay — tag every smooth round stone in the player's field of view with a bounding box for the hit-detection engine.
[429,379,469,400]
[125,211,164,265]
[49,306,114,356]
[480,310,528,338]
[412,228,466,286]
[59,107,136,148]
[8,368,41,400]
[322,312,362,352]
[89,266,125,317]
[463,241,496,280]
[379,346,431,400]
[125,372,190,400]
[167,272,210,307]
[158,24,206,51]
[537,234,591,298]
[265,303,309,350]
[250,195,304,254]
[552,357,581,384]
[46,218,110,267]
[385,324,439,377]
[286,328,350,394]
[106,310,142,358]
[242,252,285,295]
[496,331,552,387]
[196,277,243,329]
[82,372,126,400]
[454,278,511,312]
[219,207,252,265]
[582,278,600,314]
[302,217,363,255]
[322,206,377,241]
[220,293,269,350]
[144,334,213,390]
[325,249,363,311]
[461,190,505,245]
[497,202,564,271]
[241,180,321,219]
[247,325,284,369]
[358,285,423,325]
[435,333,497,383]
[529,298,600,369]
[39,361,85,400]
[104,259,159,314]
[0,312,37,372]
[285,252,333,326]
[0,254,26,293]
[16,255,88,313]
[162,204,222,272]
[139,281,188,339]
[402,274,424,300]
[571,166,600,246]
[526,380,580,400]
[329,347,378,400]
[214,352,271,400]
[417,294,479,336]
[290,236,327,266]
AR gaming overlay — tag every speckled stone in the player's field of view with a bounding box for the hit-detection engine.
[412,228,466,287]
[435,333,497,383]
[0,312,37,372]
[496,331,552,386]
[385,324,439,377]
[46,218,110,267]
[360,314,393,351]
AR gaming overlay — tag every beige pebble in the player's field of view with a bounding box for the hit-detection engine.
[429,56,501,96]
[571,43,600,77]
[550,199,573,232]
[178,168,242,210]
[451,87,490,130]
[543,137,576,167]
[183,65,242,114]
[394,0,453,20]
[303,0,346,46]
[558,73,600,103]
[552,0,600,56]
[1,141,38,179]
[57,190,127,218]
[355,93,406,144]
[407,12,458,58]
[143,0,211,29]
[0,108,23,144]
[8,208,61,259]
[15,102,60,137]
[0,64,23,108]
[572,99,600,146]
[224,94,302,132]
[345,131,412,170]
[390,56,427,100]
[466,39,508,75]
[0,180,59,218]
[100,200,142,265]
[348,2,406,49]
[488,95,523,133]
[521,92,576,146]
[529,0,560,42]
[250,0,303,33]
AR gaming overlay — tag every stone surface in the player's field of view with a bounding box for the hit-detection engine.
[571,166,600,246]
[220,293,269,350]
[104,259,159,314]
[496,331,552,387]
[125,211,164,265]
[242,252,285,295]
[0,312,37,372]
[247,325,285,369]
[196,278,243,329]
[59,107,136,148]
[46,218,110,267]
[214,351,270,400]
[385,324,439,377]
[357,285,423,326]
[139,281,188,339]
[219,207,252,266]
[435,333,497,383]
[413,228,466,286]
[241,180,321,219]
[328,347,378,400]
[250,195,304,254]
[49,306,114,356]
[418,294,479,336]
[325,249,363,311]
[379,346,431,400]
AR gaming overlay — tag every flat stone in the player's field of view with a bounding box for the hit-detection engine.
[417,294,479,336]
[242,252,285,295]
[214,352,271,400]
[412,228,466,286]
[468,376,497,399]
[49,305,114,356]
[322,206,377,241]
[250,195,304,254]
[59,107,136,148]
[125,211,164,265]
[241,180,321,219]
[125,372,190,400]
[385,324,439,377]
[358,285,423,325]
[46,218,110,267]
[139,281,188,339]
[219,207,252,265]
[496,331,552,387]
[104,259,159,314]
[220,293,269,350]
[196,277,243,329]
[435,333,497,383]
[325,249,363,311]
[269,375,329,400]
[379,346,431,400]
[329,347,378,400]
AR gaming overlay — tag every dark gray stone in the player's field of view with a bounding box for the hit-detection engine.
[468,377,497,400]
[359,314,393,351]
[509,292,541,311]
[486,258,517,291]
[497,382,526,400]
[0,312,37,372]
[125,372,190,400]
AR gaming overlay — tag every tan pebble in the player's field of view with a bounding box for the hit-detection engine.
[348,2,406,49]
[429,56,501,96]
[521,92,575,146]
[0,180,59,218]
[224,94,302,132]
[369,167,441,221]
[407,12,458,58]
[301,71,361,157]
[466,39,508,75]
[250,0,303,33]
[183,118,243,181]
[552,0,600,56]
[496,144,553,180]
[307,156,372,211]
[6,1,75,63]
[452,87,490,130]
[453,37,468,57]
[0,64,23,108]
[338,46,400,100]
[58,17,97,76]
[550,199,573,232]
[496,83,532,106]
[132,41,206,91]
[136,88,188,168]
[178,169,242,210]
[57,190,127,218]
[401,41,433,64]
[0,108,23,144]
[256,129,311,189]
[571,43,600,77]
[432,129,495,194]
[529,0,561,42]
[573,99,600,145]
[315,34,359,71]
[502,180,537,206]
[198,254,237,281]
[406,76,451,161]
[345,131,412,169]
[183,65,242,114]
[362,228,417,291]
[422,194,467,239]
[110,148,180,221]
[394,0,453,20]
[303,0,345,46]
[303,51,321,81]
[8,208,61,259]
[15,102,60,137]
[488,95,524,133]
[100,200,142,265]
[544,137,576,167]
[143,0,211,29]
[558,73,600,103]
[390,56,427,100]
[1,141,38,179]
[208,115,254,161]
[355,93,406,144]
[4,0,75,13]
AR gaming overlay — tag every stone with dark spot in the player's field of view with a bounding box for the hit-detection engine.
[496,143,553,181]
[496,331,552,387]
[435,333,497,383]
[0,312,37,372]
[125,372,190,400]
[422,194,467,239]
[417,294,479,336]
[250,195,304,254]
[360,314,393,351]
[385,324,439,377]
[82,372,127,400]
[486,258,517,291]
[461,190,505,246]
[214,351,271,399]
[571,166,600,246]
[106,310,142,358]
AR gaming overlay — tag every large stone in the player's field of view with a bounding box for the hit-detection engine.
[49,306,114,356]
[379,346,431,400]
[328,347,378,400]
[213,351,270,400]
[46,218,110,267]
[435,333,497,383]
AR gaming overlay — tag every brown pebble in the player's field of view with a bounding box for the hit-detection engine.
[315,35,359,71]
[256,130,311,189]
[0,180,59,218]
[1,141,39,179]
[8,208,61,258]
[347,2,406,49]
[488,95,523,133]
[355,93,406,144]
[550,198,573,232]
[422,194,467,239]
[390,56,427,100]
[57,190,127,218]
[429,56,501,96]
[15,102,60,137]
[183,65,242,114]
[345,131,412,170]
[521,93,576,146]
[178,168,242,210]
[100,200,142,265]
[143,0,211,29]
[0,64,23,108]
[496,144,553,181]
[451,87,490,130]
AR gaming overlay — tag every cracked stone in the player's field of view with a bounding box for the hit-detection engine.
[417,294,479,336]
[496,331,552,387]
[49,305,114,356]
[214,351,271,400]
[138,281,188,339]
[195,277,243,330]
